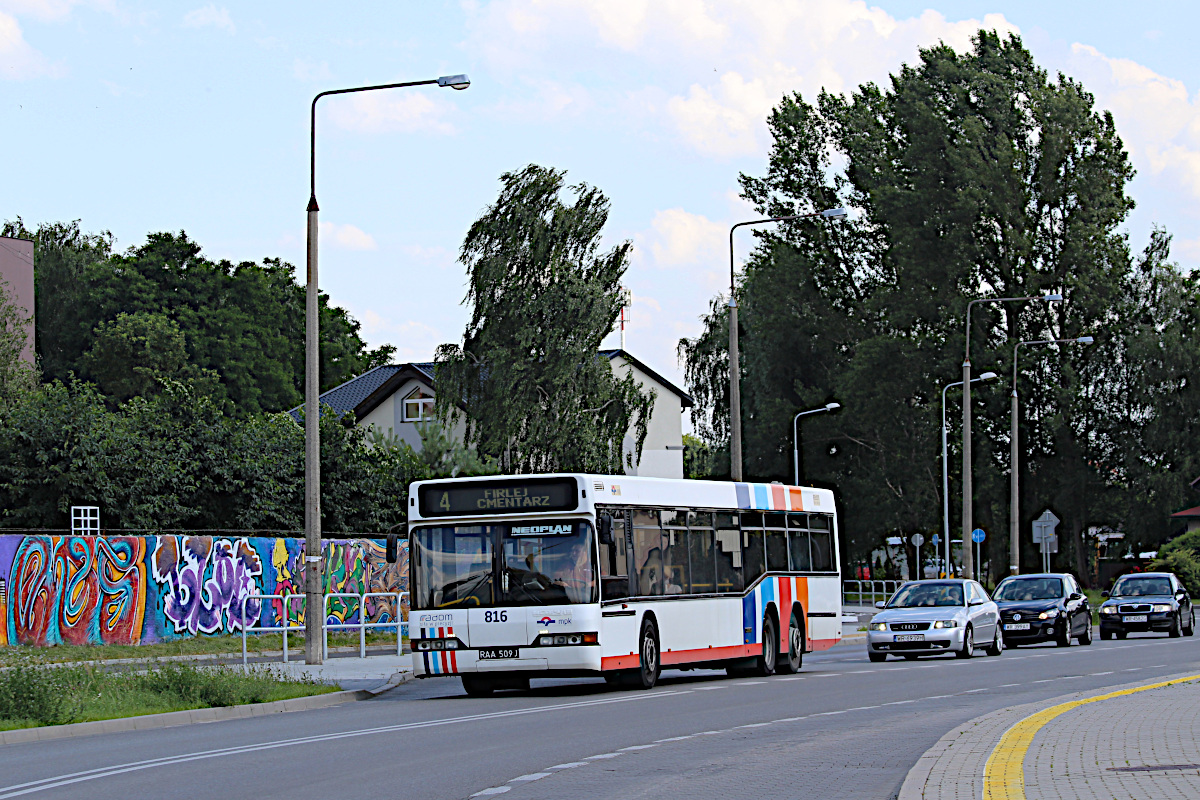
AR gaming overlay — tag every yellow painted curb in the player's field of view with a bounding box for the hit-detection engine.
[981,674,1200,799]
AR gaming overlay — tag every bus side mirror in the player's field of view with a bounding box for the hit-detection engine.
[386,524,406,564]
[598,514,614,546]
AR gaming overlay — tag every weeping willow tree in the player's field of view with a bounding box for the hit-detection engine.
[434,164,654,473]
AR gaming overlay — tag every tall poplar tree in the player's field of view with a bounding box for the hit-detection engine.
[435,165,654,473]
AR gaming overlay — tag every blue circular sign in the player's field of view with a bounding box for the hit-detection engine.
[971,528,986,543]
[932,534,940,546]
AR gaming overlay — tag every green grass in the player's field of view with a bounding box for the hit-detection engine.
[1085,588,1106,624]
[0,631,407,667]
[0,661,338,731]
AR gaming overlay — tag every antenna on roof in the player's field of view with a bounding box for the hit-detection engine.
[619,286,632,350]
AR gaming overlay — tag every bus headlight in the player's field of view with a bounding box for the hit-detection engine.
[537,632,598,646]
[415,637,464,651]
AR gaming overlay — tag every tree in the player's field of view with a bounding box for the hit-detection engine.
[434,165,654,473]
[680,31,1169,579]
[80,311,218,403]
[0,220,394,415]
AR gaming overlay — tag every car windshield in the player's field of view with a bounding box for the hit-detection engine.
[1111,576,1172,597]
[887,583,964,608]
[994,577,1064,602]
[411,521,597,609]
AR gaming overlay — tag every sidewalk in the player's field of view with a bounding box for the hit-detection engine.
[266,654,414,692]
[900,672,1200,800]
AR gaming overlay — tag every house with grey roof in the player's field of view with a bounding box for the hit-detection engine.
[292,350,693,479]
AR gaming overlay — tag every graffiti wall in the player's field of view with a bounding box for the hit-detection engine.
[0,535,409,647]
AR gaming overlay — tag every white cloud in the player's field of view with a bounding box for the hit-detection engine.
[1068,43,1200,201]
[468,0,1019,158]
[292,57,330,83]
[327,91,456,135]
[319,222,377,251]
[0,10,62,79]
[358,312,443,363]
[182,4,234,35]
[636,207,726,268]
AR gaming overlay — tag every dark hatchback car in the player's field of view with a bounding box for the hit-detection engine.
[993,573,1091,647]
[1098,572,1194,640]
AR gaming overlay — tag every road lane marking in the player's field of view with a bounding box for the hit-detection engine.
[655,736,692,742]
[0,690,694,799]
[584,753,621,760]
[981,674,1200,800]
[511,773,551,782]
[547,762,588,770]
[1091,672,1113,676]
[618,744,658,751]
[471,788,511,797]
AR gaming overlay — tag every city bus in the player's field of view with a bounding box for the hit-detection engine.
[406,474,842,695]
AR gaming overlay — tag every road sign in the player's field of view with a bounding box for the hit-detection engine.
[1033,509,1060,547]
[911,534,925,547]
[971,528,986,543]
[932,534,940,546]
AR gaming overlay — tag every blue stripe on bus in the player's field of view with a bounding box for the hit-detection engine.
[735,484,751,509]
[753,484,769,510]
[743,591,757,644]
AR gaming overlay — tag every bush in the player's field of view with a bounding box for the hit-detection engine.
[136,663,281,707]
[0,664,73,726]
[1149,548,1200,597]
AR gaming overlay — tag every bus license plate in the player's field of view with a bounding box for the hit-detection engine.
[1123,615,1148,623]
[478,647,519,660]
[894,634,924,642]
[1005,623,1030,631]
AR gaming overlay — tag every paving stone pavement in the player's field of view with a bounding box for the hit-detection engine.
[899,672,1200,800]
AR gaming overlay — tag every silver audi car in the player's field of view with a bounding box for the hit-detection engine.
[867,579,1004,661]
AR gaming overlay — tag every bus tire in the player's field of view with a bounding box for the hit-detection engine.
[636,617,661,690]
[461,675,495,697]
[778,610,803,674]
[755,613,778,676]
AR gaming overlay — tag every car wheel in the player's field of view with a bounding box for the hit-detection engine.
[1099,628,1112,641]
[1056,624,1072,647]
[461,675,495,697]
[636,617,661,689]
[955,626,974,659]
[1115,631,1127,640]
[868,652,887,663]
[985,627,1004,656]
[1185,611,1195,638]
[778,611,804,674]
[1079,621,1093,645]
[755,614,778,676]
[1169,612,1183,638]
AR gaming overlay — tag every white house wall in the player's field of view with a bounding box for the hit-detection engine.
[608,355,684,479]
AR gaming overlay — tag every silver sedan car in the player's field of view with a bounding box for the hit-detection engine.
[867,579,1004,661]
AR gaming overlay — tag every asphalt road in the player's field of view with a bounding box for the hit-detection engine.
[1,634,1197,800]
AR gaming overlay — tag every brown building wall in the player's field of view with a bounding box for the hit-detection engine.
[0,236,35,364]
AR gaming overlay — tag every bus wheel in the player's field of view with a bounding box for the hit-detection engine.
[461,675,495,697]
[778,611,803,674]
[755,614,778,676]
[636,618,661,690]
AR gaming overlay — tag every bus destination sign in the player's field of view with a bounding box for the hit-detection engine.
[418,478,579,517]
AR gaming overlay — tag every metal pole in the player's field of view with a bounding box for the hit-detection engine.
[962,354,972,581]
[1010,380,1020,577]
[941,383,953,576]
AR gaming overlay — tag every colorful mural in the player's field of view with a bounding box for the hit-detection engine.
[0,535,408,647]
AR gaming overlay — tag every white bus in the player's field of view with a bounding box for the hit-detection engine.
[406,474,842,694]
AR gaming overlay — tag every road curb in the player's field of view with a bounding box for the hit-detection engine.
[895,670,1200,800]
[0,670,412,747]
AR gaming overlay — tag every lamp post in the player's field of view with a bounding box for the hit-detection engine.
[304,73,470,664]
[729,207,846,480]
[942,373,998,577]
[961,292,1061,581]
[1008,335,1093,576]
[793,402,840,485]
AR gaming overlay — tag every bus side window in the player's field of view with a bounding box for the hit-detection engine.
[599,510,630,601]
[715,513,743,593]
[688,512,715,594]
[809,514,833,572]
[741,513,765,585]
[788,513,812,571]
[765,513,787,572]
[632,509,663,596]
[663,528,689,594]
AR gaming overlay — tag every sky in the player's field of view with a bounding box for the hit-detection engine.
[6,1,1200,418]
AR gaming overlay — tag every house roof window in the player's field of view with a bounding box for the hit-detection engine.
[403,387,435,422]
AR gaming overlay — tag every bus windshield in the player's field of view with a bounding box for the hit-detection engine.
[412,521,596,609]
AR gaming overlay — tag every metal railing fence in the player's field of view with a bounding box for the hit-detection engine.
[241,593,305,666]
[239,591,409,667]
[842,580,903,608]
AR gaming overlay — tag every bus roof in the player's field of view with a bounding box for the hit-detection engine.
[408,473,836,522]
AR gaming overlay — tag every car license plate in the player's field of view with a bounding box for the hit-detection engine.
[1004,623,1031,631]
[894,634,924,642]
[477,647,519,660]
[1123,615,1148,623]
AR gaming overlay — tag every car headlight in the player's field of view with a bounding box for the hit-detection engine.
[1038,609,1059,620]
[1100,606,1117,615]
[871,622,887,631]
[1151,604,1172,613]
[933,620,958,629]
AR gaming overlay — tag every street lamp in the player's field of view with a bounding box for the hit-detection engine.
[729,207,847,480]
[793,402,840,485]
[961,292,1061,580]
[941,372,997,577]
[1008,335,1093,576]
[304,73,470,665]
